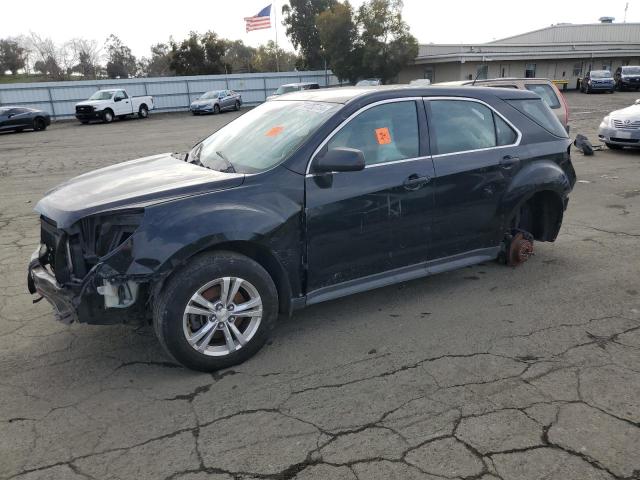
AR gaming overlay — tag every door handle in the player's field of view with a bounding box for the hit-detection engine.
[403,174,431,190]
[500,155,520,169]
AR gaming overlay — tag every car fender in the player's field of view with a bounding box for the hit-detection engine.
[500,158,571,223]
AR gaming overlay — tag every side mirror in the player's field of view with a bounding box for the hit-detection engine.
[314,147,365,173]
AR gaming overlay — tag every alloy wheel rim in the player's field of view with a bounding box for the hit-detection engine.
[182,277,263,357]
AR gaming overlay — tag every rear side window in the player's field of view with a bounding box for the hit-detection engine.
[429,100,518,155]
[507,98,568,138]
[328,101,419,166]
[525,84,560,109]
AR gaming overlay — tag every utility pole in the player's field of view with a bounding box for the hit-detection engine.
[624,2,629,23]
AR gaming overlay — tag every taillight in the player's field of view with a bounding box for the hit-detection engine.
[559,90,569,127]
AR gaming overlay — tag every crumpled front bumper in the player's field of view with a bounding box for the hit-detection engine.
[27,247,78,324]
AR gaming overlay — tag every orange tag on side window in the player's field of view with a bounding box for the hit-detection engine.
[375,127,392,145]
[265,126,284,137]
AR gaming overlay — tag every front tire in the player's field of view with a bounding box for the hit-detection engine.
[213,104,220,114]
[605,143,623,150]
[153,251,278,371]
[138,105,149,119]
[102,109,114,123]
[234,101,240,111]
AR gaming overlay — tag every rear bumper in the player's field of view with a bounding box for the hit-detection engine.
[588,83,615,91]
[598,126,640,147]
[27,248,78,324]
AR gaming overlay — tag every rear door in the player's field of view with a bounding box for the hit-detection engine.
[425,97,521,259]
[305,99,435,292]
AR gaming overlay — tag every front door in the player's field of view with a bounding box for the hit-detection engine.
[305,99,435,292]
[425,98,520,259]
[113,91,131,115]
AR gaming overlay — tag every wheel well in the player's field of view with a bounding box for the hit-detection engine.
[512,190,564,242]
[154,241,294,317]
[139,103,148,110]
[104,108,113,115]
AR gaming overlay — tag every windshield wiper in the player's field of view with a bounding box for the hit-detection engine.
[215,150,236,173]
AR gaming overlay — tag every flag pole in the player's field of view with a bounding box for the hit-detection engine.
[273,1,280,72]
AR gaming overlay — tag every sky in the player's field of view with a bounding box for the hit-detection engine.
[3,0,637,59]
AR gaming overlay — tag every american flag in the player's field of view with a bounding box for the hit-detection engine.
[245,4,272,32]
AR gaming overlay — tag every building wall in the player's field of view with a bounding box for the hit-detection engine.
[406,57,640,88]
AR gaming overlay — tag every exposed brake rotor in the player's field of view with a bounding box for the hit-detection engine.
[507,231,534,266]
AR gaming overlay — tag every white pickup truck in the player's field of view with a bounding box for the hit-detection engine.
[74,89,154,124]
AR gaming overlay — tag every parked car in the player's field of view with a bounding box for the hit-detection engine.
[355,78,382,86]
[598,98,640,149]
[266,82,319,101]
[0,106,50,133]
[28,86,575,371]
[435,78,570,132]
[75,89,154,124]
[580,70,615,94]
[409,79,431,86]
[190,90,242,115]
[614,66,640,91]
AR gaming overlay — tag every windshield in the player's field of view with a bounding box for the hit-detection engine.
[275,85,298,95]
[89,90,115,100]
[200,91,221,99]
[591,71,612,78]
[623,67,640,75]
[190,100,340,174]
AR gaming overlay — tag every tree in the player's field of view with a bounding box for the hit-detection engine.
[28,33,67,79]
[222,40,256,74]
[356,0,417,83]
[69,38,101,78]
[140,43,173,77]
[0,39,27,75]
[252,41,299,73]
[282,0,335,69]
[169,31,225,75]
[105,34,137,78]
[316,2,359,82]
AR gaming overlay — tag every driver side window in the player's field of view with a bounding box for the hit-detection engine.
[114,91,126,101]
[327,101,419,166]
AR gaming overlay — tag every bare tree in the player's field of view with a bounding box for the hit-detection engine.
[69,38,102,78]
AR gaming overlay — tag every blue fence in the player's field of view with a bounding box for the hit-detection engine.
[0,70,342,119]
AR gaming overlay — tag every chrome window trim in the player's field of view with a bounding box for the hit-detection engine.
[305,97,422,175]
[424,96,522,158]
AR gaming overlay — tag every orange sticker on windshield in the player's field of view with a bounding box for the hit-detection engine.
[265,126,284,137]
[375,127,392,145]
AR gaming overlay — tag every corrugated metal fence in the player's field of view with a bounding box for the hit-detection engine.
[0,70,341,119]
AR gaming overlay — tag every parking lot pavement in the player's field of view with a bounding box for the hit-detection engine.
[1,92,639,480]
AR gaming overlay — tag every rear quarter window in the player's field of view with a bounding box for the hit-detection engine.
[507,98,568,138]
[524,84,560,109]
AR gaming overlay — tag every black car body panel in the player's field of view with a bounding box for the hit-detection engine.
[28,86,575,326]
[0,106,51,132]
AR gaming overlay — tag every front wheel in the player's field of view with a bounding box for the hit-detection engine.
[234,101,240,111]
[138,105,149,119]
[153,251,278,371]
[102,110,114,123]
[213,104,220,114]
[605,143,623,150]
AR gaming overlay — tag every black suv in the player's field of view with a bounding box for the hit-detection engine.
[28,86,576,371]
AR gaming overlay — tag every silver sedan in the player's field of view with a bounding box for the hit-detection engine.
[190,90,242,115]
[598,99,640,149]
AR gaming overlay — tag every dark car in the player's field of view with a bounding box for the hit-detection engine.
[27,86,575,371]
[0,106,50,133]
[580,70,615,94]
[614,65,640,91]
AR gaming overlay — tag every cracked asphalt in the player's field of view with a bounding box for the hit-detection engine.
[1,91,639,480]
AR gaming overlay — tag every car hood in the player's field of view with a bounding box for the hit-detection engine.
[35,153,245,228]
[610,104,640,119]
[76,100,109,107]
[191,99,215,106]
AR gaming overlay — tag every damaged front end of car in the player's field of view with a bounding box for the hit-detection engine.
[27,209,151,325]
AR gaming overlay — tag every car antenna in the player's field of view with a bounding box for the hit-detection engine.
[471,68,482,86]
